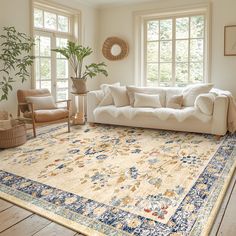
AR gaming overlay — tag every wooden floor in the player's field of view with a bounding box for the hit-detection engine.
[0,173,235,236]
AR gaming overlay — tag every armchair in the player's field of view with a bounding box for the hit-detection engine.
[17,89,71,137]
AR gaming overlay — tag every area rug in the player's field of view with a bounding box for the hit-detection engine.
[0,124,235,236]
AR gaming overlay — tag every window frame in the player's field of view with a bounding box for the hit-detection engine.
[31,0,81,101]
[134,4,211,87]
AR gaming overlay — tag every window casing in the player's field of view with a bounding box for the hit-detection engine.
[33,2,78,101]
[134,5,210,87]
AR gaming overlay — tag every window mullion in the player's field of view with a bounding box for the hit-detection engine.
[158,21,160,87]
[172,18,176,86]
[51,33,57,100]
[188,16,191,84]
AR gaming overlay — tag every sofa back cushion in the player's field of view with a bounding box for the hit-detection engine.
[110,86,130,107]
[126,86,166,107]
[182,83,214,107]
[134,93,162,108]
[99,83,120,106]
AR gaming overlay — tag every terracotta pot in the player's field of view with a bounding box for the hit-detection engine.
[71,77,87,94]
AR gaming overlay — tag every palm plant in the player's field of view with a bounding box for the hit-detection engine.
[52,41,108,80]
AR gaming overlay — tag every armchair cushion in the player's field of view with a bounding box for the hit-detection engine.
[25,96,57,110]
[23,109,69,122]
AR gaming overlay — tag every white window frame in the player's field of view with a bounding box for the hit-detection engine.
[134,3,211,87]
[31,0,81,101]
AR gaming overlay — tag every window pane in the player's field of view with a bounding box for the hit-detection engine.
[190,63,203,83]
[191,16,204,38]
[176,63,188,85]
[176,40,189,62]
[147,63,158,84]
[57,80,68,89]
[41,80,51,92]
[160,41,172,62]
[147,42,158,62]
[57,88,68,100]
[40,58,51,80]
[160,19,172,40]
[190,39,203,61]
[40,36,51,57]
[35,58,40,81]
[34,36,40,56]
[57,59,68,78]
[56,38,68,58]
[58,15,69,32]
[34,8,43,28]
[44,11,57,30]
[160,63,172,84]
[176,17,189,39]
[147,21,159,41]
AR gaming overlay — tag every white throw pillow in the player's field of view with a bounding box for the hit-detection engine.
[99,83,120,106]
[134,93,162,108]
[109,86,130,107]
[25,96,57,110]
[182,83,214,107]
[166,95,183,109]
[126,86,166,107]
[194,93,215,115]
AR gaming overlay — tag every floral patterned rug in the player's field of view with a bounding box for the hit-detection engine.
[0,124,235,236]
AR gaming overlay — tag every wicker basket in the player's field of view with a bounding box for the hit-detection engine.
[0,123,27,148]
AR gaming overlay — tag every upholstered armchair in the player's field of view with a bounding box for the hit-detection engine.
[17,89,71,137]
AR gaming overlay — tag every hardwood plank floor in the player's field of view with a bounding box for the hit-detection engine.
[0,173,235,236]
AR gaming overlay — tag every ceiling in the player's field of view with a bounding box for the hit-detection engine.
[76,0,156,8]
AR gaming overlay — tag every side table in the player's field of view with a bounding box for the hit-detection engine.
[71,92,88,125]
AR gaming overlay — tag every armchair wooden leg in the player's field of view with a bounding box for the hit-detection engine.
[32,119,36,138]
[68,117,70,133]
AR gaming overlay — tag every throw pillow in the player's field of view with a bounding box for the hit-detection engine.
[134,93,162,108]
[25,96,57,110]
[182,83,214,107]
[195,93,215,115]
[99,82,120,106]
[109,86,130,107]
[126,86,166,107]
[166,95,183,109]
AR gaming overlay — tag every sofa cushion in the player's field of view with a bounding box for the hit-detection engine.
[25,96,57,110]
[134,93,162,108]
[110,86,130,107]
[195,93,215,115]
[126,86,166,107]
[166,95,183,109]
[99,83,120,106]
[182,83,214,107]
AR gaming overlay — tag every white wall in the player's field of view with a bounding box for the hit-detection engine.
[98,0,236,96]
[0,0,99,115]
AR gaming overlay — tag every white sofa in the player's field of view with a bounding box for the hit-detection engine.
[87,85,229,135]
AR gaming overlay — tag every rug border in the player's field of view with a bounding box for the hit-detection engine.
[0,189,130,236]
[200,150,236,236]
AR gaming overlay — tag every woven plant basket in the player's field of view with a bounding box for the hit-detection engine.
[0,123,27,149]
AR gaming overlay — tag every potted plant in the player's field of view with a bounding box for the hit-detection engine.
[0,26,35,101]
[52,41,108,94]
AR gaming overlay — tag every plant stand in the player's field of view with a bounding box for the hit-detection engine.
[71,92,87,125]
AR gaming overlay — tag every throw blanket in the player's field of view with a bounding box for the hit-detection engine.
[211,88,236,133]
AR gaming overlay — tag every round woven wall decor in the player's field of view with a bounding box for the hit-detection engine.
[102,37,129,61]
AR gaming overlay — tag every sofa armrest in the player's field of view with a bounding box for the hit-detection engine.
[87,90,104,122]
[211,95,229,135]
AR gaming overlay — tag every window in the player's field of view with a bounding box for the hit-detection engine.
[134,5,209,87]
[145,15,206,87]
[33,3,78,101]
